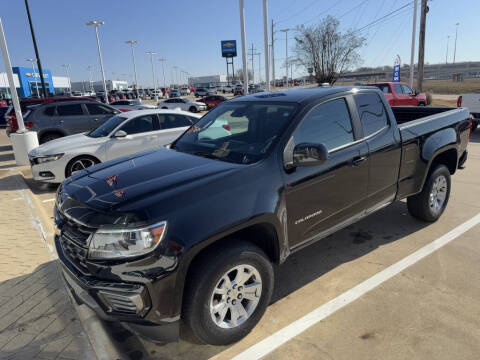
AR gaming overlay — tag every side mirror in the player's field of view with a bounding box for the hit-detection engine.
[113,130,127,138]
[293,143,329,167]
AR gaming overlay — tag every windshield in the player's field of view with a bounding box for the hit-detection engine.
[173,102,297,164]
[87,115,128,138]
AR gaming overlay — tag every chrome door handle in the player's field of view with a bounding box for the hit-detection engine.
[351,156,367,167]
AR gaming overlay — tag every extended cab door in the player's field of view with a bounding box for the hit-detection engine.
[104,114,160,160]
[353,92,402,211]
[284,96,369,249]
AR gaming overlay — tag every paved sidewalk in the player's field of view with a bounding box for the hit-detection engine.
[0,161,97,358]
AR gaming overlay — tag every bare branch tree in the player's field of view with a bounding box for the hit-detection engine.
[235,69,253,82]
[295,16,365,85]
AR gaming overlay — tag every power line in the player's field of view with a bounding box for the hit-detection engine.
[276,0,322,25]
[356,1,413,32]
[301,0,346,26]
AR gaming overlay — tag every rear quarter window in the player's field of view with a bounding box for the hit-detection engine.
[43,106,56,116]
[354,93,389,137]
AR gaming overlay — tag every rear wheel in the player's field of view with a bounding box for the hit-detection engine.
[183,241,273,345]
[189,106,198,113]
[40,133,63,144]
[418,102,426,106]
[407,164,451,222]
[66,155,99,178]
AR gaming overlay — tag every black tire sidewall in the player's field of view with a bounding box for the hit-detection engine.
[421,165,451,221]
[66,156,98,178]
[184,243,274,345]
[189,106,197,113]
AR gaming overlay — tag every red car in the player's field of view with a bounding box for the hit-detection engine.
[198,95,228,109]
[370,82,427,106]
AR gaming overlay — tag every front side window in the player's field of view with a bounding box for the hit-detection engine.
[56,104,83,116]
[354,93,389,137]
[87,115,128,138]
[375,84,391,93]
[120,115,156,135]
[401,85,413,94]
[173,102,297,164]
[293,98,354,151]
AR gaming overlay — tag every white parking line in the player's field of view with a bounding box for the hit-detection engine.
[232,212,480,360]
[42,198,56,203]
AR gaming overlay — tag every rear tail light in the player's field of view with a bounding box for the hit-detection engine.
[222,124,231,131]
[468,115,473,139]
[6,112,18,132]
[118,108,132,112]
[25,121,34,129]
[457,96,462,107]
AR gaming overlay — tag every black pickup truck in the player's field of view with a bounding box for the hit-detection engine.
[54,86,470,345]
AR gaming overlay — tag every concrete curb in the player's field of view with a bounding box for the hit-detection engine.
[16,169,128,360]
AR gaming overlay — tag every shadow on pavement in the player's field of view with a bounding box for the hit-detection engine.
[0,261,96,359]
[469,130,480,143]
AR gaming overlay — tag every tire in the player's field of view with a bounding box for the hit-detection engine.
[189,106,198,113]
[65,155,100,178]
[161,106,168,109]
[183,241,274,345]
[407,164,451,222]
[418,102,426,106]
[40,133,63,144]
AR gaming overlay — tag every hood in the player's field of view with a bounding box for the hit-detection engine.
[62,147,241,215]
[29,133,102,156]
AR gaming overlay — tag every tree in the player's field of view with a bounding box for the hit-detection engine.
[294,16,365,85]
[235,69,253,82]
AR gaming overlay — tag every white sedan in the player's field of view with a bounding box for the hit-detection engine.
[28,109,202,183]
[110,99,157,111]
[158,97,207,113]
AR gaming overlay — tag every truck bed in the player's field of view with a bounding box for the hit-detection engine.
[392,106,457,125]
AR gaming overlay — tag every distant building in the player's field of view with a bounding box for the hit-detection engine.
[0,67,70,98]
[71,80,129,93]
[189,75,227,88]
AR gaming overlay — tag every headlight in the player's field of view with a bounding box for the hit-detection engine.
[34,153,64,164]
[88,221,167,260]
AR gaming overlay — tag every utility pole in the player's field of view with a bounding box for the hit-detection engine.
[445,36,450,64]
[263,0,270,91]
[271,20,275,88]
[87,66,93,93]
[239,0,248,94]
[249,43,256,84]
[453,22,459,64]
[159,58,167,89]
[409,0,418,89]
[25,0,47,97]
[256,52,261,83]
[280,28,290,87]
[417,0,428,92]
[61,64,71,94]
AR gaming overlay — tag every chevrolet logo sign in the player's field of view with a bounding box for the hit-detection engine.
[224,42,234,48]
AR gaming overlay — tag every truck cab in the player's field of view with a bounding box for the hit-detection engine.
[371,82,427,106]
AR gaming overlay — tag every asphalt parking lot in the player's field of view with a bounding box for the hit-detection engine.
[18,129,480,360]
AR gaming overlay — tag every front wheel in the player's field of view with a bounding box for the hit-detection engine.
[66,156,99,178]
[189,106,198,113]
[407,164,451,222]
[183,242,273,345]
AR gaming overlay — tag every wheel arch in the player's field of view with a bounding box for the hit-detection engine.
[38,129,67,143]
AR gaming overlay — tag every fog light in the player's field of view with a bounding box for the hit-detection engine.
[39,171,55,178]
[98,290,148,315]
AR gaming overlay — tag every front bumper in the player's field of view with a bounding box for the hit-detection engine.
[30,158,67,183]
[55,234,180,342]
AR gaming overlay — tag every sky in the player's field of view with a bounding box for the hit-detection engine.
[1,0,478,87]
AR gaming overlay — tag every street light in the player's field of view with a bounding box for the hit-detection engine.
[445,36,450,64]
[280,28,290,87]
[453,22,460,64]
[86,66,94,93]
[26,58,39,97]
[125,40,139,98]
[146,51,158,101]
[86,20,109,103]
[61,64,71,94]
[159,58,167,89]
[173,66,179,86]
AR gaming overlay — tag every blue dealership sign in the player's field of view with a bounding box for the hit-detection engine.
[392,64,401,82]
[221,40,237,58]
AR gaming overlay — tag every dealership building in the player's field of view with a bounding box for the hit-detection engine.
[0,66,70,98]
[188,75,228,88]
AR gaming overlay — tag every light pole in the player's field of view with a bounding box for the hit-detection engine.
[87,66,94,93]
[280,28,289,87]
[239,0,248,94]
[26,58,39,97]
[146,51,158,101]
[173,66,179,86]
[409,0,418,89]
[61,64,71,94]
[256,52,261,83]
[445,36,450,64]
[125,40,139,97]
[159,58,167,89]
[453,22,459,64]
[86,21,109,103]
[263,0,270,91]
